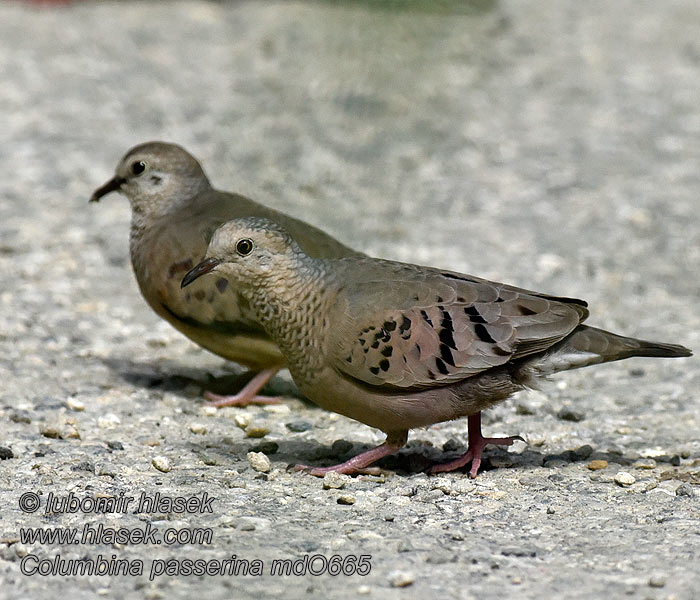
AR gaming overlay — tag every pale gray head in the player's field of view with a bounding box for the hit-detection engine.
[181,217,303,290]
[90,142,211,215]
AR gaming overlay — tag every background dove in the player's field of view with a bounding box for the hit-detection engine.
[182,217,692,477]
[91,142,361,406]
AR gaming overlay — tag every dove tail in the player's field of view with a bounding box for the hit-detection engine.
[516,325,692,380]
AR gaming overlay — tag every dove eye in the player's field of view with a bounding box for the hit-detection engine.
[235,238,254,256]
[131,161,146,176]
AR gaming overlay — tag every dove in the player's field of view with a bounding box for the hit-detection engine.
[90,142,361,406]
[182,217,692,477]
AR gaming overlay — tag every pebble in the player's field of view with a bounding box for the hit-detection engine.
[247,451,271,473]
[286,420,312,432]
[588,459,608,471]
[97,463,118,477]
[245,422,270,438]
[388,570,415,587]
[557,407,585,422]
[262,404,291,415]
[40,424,63,439]
[337,494,356,505]
[66,397,85,411]
[200,406,217,417]
[614,471,636,486]
[648,574,666,588]
[97,413,121,429]
[9,411,31,424]
[234,414,251,429]
[675,483,695,497]
[633,459,656,469]
[323,471,347,489]
[151,456,172,473]
[0,446,13,460]
[189,422,208,435]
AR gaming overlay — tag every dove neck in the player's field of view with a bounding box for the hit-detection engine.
[247,258,337,380]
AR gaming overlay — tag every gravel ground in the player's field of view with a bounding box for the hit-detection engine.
[1,1,699,599]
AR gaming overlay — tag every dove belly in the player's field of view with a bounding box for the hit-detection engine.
[295,365,522,432]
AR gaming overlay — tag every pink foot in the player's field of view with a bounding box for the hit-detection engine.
[204,367,281,408]
[429,413,523,478]
[292,432,408,477]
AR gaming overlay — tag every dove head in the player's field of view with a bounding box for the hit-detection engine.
[181,217,306,292]
[90,142,211,216]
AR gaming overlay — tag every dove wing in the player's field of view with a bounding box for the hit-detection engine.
[329,261,588,391]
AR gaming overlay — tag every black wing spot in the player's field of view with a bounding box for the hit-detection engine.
[370,340,380,349]
[439,309,457,349]
[369,366,380,375]
[493,344,511,356]
[420,310,433,327]
[464,305,487,324]
[359,338,366,346]
[345,354,352,363]
[440,343,455,367]
[437,296,443,303]
[457,296,466,303]
[439,327,456,349]
[495,296,505,303]
[435,357,449,375]
[381,345,393,357]
[427,369,436,380]
[474,323,497,343]
[399,315,411,333]
[383,320,397,331]
[379,359,390,372]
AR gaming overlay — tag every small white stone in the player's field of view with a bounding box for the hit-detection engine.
[152,456,172,473]
[234,414,251,429]
[389,570,415,587]
[201,406,217,417]
[323,471,347,489]
[189,422,207,435]
[245,422,270,438]
[247,451,271,473]
[614,471,636,486]
[66,397,85,411]
[97,413,121,429]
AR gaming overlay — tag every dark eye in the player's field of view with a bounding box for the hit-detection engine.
[131,161,146,175]
[235,238,254,256]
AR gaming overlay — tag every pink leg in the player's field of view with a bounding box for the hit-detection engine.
[429,413,523,478]
[204,368,281,408]
[293,432,408,477]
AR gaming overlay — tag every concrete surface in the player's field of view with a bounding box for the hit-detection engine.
[1,1,698,599]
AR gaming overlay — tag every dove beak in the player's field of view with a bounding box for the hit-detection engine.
[181,257,222,288]
[90,176,127,203]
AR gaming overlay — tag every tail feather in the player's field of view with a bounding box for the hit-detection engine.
[519,325,692,378]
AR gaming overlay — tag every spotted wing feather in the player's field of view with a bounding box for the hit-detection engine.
[330,261,588,390]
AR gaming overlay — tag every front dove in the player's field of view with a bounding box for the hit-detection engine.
[183,217,692,478]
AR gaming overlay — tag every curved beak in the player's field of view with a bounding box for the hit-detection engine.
[181,257,222,288]
[90,176,126,203]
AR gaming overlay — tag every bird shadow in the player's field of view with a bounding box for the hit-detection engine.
[96,356,303,400]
